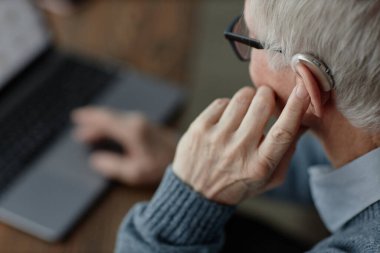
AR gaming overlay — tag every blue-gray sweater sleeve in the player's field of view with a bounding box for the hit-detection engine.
[115,160,380,253]
[115,166,235,253]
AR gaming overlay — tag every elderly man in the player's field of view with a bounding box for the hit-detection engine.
[73,0,380,252]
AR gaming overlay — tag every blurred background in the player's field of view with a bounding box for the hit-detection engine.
[41,0,328,246]
[41,0,251,130]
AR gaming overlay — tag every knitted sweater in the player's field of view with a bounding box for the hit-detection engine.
[115,168,380,253]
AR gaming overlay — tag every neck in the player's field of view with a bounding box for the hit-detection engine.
[311,108,380,169]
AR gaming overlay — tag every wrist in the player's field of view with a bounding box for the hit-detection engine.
[172,163,245,205]
[139,165,236,245]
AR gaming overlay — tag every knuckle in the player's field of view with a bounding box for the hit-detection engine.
[213,98,229,106]
[230,133,249,150]
[287,103,300,115]
[255,88,275,108]
[205,98,229,115]
[235,96,251,106]
[257,85,273,95]
[253,96,268,113]
[209,131,221,145]
[189,121,207,136]
[270,127,295,144]
[237,88,253,99]
[201,128,227,149]
[257,149,277,172]
[238,86,255,96]
[261,88,276,107]
[234,87,255,103]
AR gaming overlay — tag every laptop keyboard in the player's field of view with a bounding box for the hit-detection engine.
[0,56,115,194]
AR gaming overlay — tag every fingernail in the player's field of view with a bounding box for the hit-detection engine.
[295,83,309,99]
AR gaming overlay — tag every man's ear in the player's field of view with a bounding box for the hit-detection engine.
[294,64,330,117]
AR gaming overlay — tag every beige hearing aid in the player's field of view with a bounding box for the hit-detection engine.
[291,53,334,92]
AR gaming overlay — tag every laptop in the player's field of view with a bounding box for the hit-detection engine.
[0,0,184,242]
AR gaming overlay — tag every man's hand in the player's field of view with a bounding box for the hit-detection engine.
[173,81,310,205]
[72,107,177,186]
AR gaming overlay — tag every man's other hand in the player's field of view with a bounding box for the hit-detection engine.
[72,107,177,186]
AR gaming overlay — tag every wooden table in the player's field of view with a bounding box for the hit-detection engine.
[0,1,198,252]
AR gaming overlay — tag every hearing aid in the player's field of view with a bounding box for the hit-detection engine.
[291,53,334,92]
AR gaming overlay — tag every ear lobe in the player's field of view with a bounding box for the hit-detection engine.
[294,64,328,117]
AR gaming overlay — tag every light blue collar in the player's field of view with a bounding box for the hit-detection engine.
[309,147,380,232]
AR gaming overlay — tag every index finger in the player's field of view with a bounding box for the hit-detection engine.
[72,107,140,146]
[258,81,310,169]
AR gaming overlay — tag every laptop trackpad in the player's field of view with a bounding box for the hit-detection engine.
[0,131,108,241]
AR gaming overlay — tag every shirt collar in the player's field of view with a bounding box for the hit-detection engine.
[308,147,380,232]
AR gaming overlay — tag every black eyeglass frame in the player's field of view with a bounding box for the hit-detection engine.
[224,15,283,61]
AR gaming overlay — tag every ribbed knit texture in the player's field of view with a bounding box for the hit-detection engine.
[115,167,235,253]
[115,165,380,253]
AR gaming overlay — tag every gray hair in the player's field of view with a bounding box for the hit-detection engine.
[248,0,380,132]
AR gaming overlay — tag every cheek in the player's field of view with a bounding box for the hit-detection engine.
[248,52,295,107]
[248,51,268,88]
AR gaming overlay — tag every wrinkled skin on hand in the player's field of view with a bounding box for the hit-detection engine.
[72,107,177,186]
[173,82,310,205]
